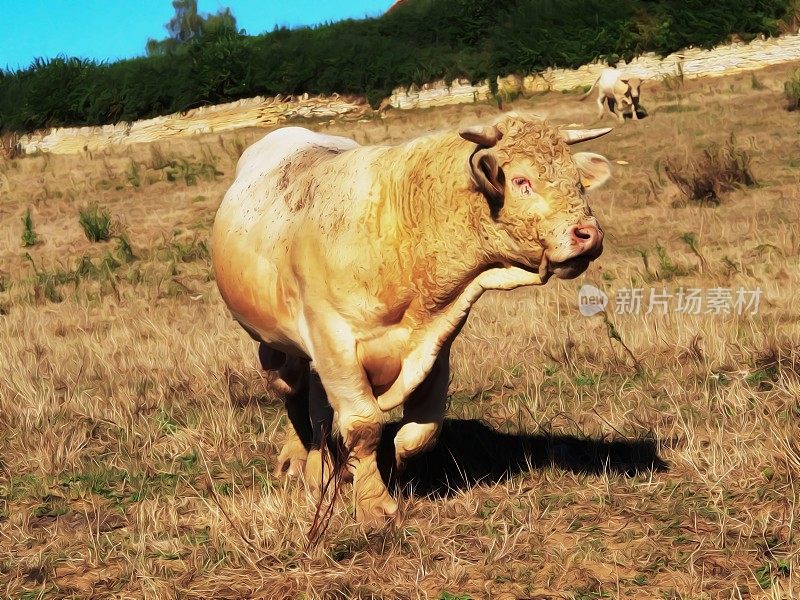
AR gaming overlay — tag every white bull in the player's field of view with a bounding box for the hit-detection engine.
[211,113,613,525]
[582,68,644,122]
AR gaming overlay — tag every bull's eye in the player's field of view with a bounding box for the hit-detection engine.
[577,181,586,194]
[512,176,532,196]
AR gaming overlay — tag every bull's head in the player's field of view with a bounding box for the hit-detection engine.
[460,113,612,280]
[621,76,643,109]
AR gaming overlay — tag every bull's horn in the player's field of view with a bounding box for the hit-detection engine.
[459,125,503,148]
[562,128,613,145]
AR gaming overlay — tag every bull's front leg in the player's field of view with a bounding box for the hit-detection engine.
[612,94,626,123]
[377,266,547,412]
[394,345,450,473]
[338,394,397,526]
[306,315,398,526]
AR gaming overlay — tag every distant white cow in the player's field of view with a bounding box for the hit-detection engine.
[582,68,643,123]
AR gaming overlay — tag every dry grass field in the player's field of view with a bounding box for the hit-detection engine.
[1,63,799,599]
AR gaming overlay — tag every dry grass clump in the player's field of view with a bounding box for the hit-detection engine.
[78,202,114,242]
[0,131,21,159]
[661,135,756,205]
[147,143,224,186]
[779,0,800,34]
[784,68,800,111]
[1,62,799,599]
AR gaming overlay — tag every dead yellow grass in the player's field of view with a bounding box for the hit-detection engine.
[1,63,799,599]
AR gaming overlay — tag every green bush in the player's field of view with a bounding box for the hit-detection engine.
[0,0,794,133]
[21,208,38,247]
[78,203,113,242]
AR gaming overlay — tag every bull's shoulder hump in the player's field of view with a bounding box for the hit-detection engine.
[236,127,359,177]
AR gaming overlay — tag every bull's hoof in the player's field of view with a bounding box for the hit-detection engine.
[303,448,336,495]
[393,456,409,480]
[354,480,399,527]
[356,491,399,528]
[273,436,308,479]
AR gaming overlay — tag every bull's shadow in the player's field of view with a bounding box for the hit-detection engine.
[374,419,668,497]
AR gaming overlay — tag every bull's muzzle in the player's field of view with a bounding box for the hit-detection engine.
[569,224,604,260]
[547,223,604,280]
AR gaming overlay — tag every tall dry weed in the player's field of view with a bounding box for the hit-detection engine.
[662,135,756,205]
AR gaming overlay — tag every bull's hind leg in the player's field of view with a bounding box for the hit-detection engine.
[303,368,337,495]
[611,95,626,122]
[394,346,450,473]
[259,344,313,478]
[596,93,607,120]
[275,424,307,478]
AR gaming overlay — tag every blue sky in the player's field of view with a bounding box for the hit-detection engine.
[0,1,395,71]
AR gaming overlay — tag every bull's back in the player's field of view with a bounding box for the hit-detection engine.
[598,68,623,95]
[211,127,360,353]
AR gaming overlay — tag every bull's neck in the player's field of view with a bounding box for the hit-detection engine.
[380,133,497,313]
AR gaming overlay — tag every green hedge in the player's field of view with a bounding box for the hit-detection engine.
[0,0,792,133]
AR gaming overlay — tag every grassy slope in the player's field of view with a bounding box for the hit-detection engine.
[1,64,799,599]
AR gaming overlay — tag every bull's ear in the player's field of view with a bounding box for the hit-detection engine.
[573,152,612,190]
[459,125,502,148]
[469,148,505,216]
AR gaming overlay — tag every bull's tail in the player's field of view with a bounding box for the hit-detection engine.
[579,77,600,101]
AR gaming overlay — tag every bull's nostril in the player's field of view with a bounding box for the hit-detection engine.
[575,228,592,240]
